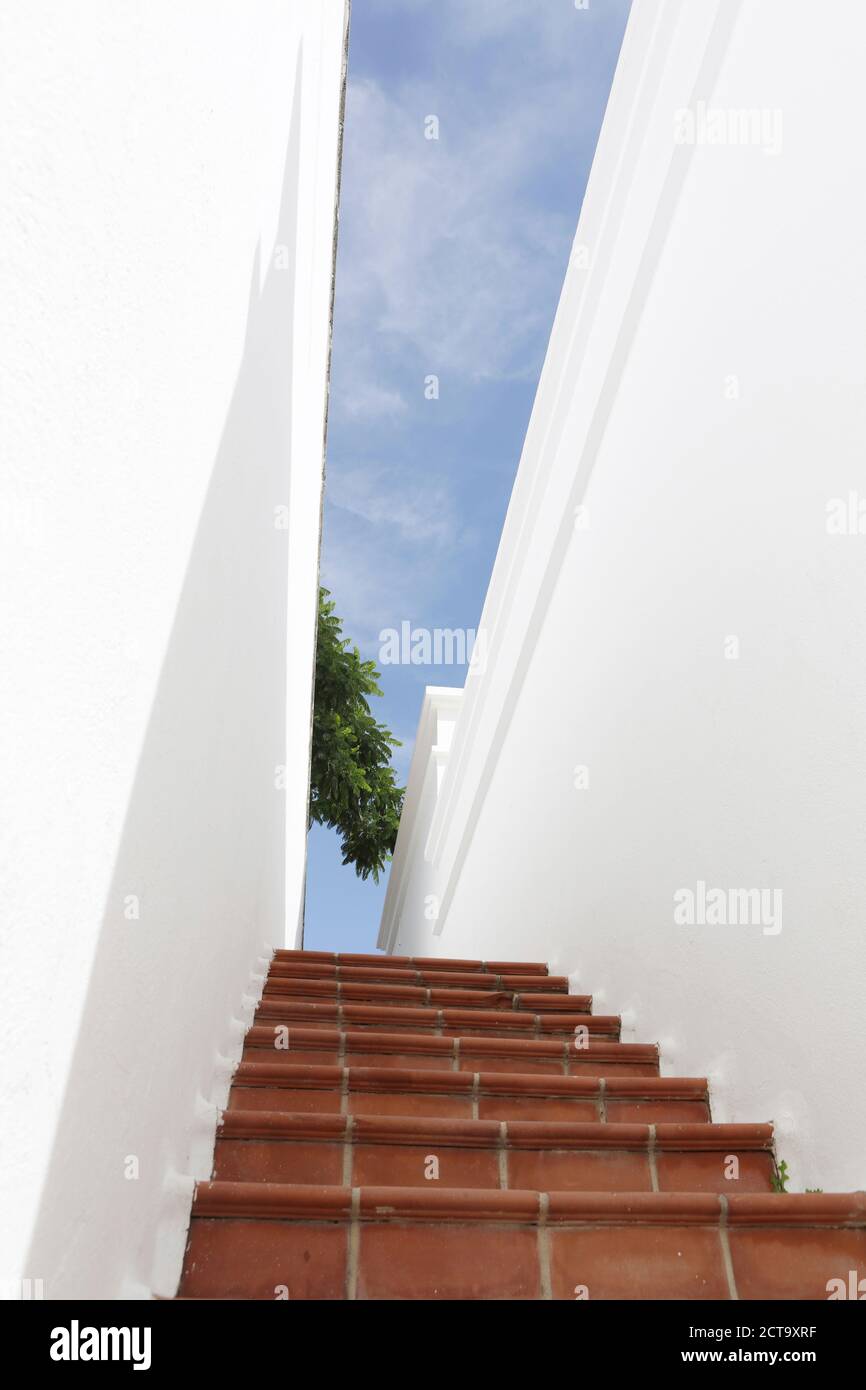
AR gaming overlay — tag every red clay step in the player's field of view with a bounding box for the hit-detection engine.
[178,943,863,1302]
[228,1062,709,1123]
[213,1110,775,1193]
[262,979,580,1011]
[252,999,616,1040]
[241,1026,658,1077]
[273,950,549,976]
[267,962,569,992]
[179,1183,866,1300]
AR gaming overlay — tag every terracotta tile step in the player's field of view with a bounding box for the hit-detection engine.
[229,1062,708,1122]
[241,1026,659,1077]
[267,962,569,992]
[213,1110,775,1193]
[253,999,618,1040]
[262,979,580,1011]
[179,1184,866,1300]
[261,984,588,1016]
[273,950,549,976]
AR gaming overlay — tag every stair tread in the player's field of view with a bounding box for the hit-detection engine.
[243,1023,650,1060]
[254,999,615,1034]
[232,1060,704,1096]
[274,950,549,975]
[268,963,569,990]
[262,981,581,1010]
[179,950,857,1301]
[192,1179,866,1226]
[218,1108,773,1150]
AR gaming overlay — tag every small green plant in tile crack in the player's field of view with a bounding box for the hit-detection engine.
[770,1159,790,1193]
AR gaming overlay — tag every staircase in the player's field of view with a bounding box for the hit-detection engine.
[178,950,866,1299]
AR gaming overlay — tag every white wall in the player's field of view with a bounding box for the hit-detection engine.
[0,0,347,1297]
[380,0,866,1194]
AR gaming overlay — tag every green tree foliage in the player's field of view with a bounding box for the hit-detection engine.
[309,588,404,882]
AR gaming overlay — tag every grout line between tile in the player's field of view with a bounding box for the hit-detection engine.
[342,1116,354,1185]
[718,1196,739,1301]
[647,1123,660,1192]
[346,1188,361,1301]
[537,1192,552,1300]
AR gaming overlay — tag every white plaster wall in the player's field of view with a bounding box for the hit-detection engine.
[0,0,347,1297]
[381,0,866,1193]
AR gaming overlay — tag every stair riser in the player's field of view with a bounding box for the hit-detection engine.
[211,1137,773,1193]
[274,951,549,975]
[242,1042,657,1077]
[252,1024,620,1044]
[177,943,865,1303]
[267,965,569,991]
[182,1217,866,1300]
[261,983,583,1011]
[253,1008,619,1040]
[227,1085,710,1123]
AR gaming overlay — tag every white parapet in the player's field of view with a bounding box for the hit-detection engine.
[379,0,866,1193]
[0,0,348,1297]
[379,687,464,954]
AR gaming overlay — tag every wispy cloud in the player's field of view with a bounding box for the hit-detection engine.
[326,463,462,549]
[310,0,631,940]
[339,382,408,420]
[330,0,629,425]
[332,75,568,397]
[366,0,621,54]
[321,458,474,657]
[322,0,630,654]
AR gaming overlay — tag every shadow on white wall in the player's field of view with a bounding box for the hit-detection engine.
[25,55,305,1298]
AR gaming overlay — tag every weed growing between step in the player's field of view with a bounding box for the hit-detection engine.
[771,1159,791,1193]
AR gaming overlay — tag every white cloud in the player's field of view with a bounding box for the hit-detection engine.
[330,0,630,417]
[340,382,408,420]
[320,461,479,660]
[444,0,629,52]
[366,0,614,48]
[321,0,630,646]
[326,463,461,549]
[332,74,570,392]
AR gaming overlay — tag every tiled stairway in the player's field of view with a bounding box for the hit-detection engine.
[179,951,866,1299]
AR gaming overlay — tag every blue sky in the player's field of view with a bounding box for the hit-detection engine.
[303,0,631,953]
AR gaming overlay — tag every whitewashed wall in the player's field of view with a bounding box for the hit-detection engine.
[380,0,866,1194]
[0,0,347,1298]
